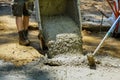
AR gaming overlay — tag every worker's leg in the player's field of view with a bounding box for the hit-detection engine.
[16,16,30,46]
[12,1,30,46]
[23,16,30,40]
[16,17,24,31]
[22,1,34,42]
[23,16,29,30]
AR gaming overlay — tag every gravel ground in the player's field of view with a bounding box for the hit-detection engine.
[0,55,120,80]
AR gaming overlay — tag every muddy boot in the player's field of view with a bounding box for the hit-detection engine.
[24,30,30,43]
[18,30,30,46]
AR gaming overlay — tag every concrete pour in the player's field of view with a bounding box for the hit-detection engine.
[42,16,82,57]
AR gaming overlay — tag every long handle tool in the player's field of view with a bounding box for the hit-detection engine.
[87,15,120,69]
[35,0,48,51]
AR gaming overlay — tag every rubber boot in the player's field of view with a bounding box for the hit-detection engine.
[18,30,30,46]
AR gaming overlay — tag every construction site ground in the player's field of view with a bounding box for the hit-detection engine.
[0,0,120,80]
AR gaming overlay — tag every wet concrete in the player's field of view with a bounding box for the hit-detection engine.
[1,55,120,80]
[42,16,82,57]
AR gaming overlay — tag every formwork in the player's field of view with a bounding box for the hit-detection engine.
[39,0,82,57]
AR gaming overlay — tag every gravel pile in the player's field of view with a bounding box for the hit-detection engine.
[48,33,82,57]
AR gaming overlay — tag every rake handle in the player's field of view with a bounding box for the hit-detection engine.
[93,15,120,55]
[106,0,119,18]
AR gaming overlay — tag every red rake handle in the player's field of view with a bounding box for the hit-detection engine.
[106,0,118,18]
[114,1,119,18]
[106,0,120,32]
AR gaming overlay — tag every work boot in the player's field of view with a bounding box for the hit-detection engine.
[24,30,31,43]
[24,30,28,38]
[18,30,30,46]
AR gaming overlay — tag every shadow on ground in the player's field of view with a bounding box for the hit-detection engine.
[0,61,50,80]
[0,31,18,45]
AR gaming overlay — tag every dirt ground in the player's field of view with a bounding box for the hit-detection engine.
[0,0,120,80]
